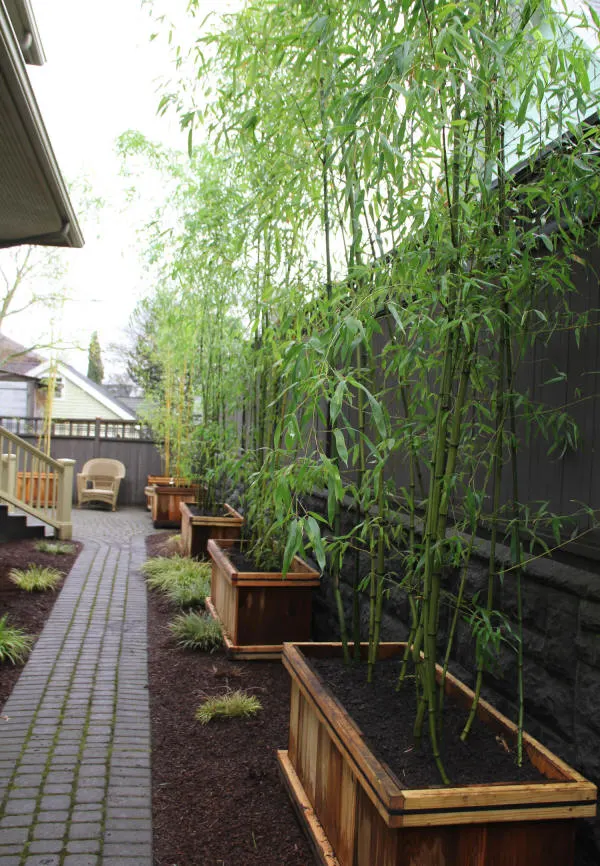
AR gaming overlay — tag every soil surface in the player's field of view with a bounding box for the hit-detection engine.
[187,504,229,518]
[311,656,544,789]
[0,537,82,711]
[146,532,313,866]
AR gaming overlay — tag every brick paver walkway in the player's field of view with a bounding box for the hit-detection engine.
[0,507,156,866]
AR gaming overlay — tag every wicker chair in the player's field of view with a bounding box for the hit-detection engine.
[77,459,126,511]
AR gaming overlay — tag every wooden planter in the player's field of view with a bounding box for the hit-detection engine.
[17,471,56,506]
[145,475,189,510]
[151,484,202,528]
[279,642,597,866]
[180,502,243,559]
[206,538,320,659]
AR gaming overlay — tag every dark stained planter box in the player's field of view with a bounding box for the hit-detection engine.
[206,538,321,659]
[180,501,244,559]
[151,484,202,528]
[278,642,597,866]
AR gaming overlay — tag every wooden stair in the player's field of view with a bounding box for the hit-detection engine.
[0,503,45,543]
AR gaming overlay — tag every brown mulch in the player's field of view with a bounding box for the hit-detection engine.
[146,532,314,866]
[0,537,82,711]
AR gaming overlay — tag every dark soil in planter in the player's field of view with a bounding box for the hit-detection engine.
[187,504,228,518]
[224,544,282,573]
[146,532,313,866]
[0,537,82,711]
[311,656,544,789]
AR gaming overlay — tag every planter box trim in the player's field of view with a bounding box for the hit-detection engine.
[282,642,597,829]
[207,538,320,587]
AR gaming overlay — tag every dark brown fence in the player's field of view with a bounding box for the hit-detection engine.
[0,418,162,506]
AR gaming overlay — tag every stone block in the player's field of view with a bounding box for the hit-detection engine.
[576,663,600,735]
[580,600,600,633]
[522,660,574,741]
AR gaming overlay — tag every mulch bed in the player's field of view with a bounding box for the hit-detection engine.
[0,537,82,711]
[146,532,313,866]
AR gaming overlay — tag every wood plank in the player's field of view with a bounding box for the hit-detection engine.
[205,598,284,660]
[277,750,340,866]
[283,643,597,827]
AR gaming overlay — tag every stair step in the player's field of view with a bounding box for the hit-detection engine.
[0,505,49,542]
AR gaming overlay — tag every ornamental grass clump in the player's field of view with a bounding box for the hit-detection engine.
[9,565,63,592]
[168,611,222,651]
[0,615,33,664]
[34,541,76,555]
[141,555,210,596]
[195,689,262,724]
[165,577,209,609]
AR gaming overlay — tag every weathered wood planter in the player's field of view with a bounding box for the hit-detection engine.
[151,484,202,528]
[278,642,597,866]
[206,538,320,659]
[145,475,189,510]
[180,502,243,559]
[17,471,56,505]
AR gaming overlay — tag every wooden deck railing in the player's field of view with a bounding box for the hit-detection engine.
[0,425,74,540]
[0,417,153,441]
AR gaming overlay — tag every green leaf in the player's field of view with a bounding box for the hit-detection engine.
[282,519,300,577]
[334,428,348,465]
[305,516,326,571]
[516,82,533,126]
[367,392,387,439]
[330,380,346,423]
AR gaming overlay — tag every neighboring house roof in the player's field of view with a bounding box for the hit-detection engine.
[0,368,39,381]
[27,359,136,421]
[102,384,145,418]
[0,332,43,374]
[0,0,83,248]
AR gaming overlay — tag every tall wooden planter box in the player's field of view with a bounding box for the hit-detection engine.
[17,471,56,506]
[206,538,320,659]
[180,502,243,559]
[151,484,201,528]
[278,642,597,866]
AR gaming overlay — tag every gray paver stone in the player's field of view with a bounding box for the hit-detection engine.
[28,840,63,854]
[67,823,100,841]
[0,510,153,866]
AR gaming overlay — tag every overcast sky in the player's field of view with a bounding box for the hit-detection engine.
[2,0,204,378]
[2,0,598,380]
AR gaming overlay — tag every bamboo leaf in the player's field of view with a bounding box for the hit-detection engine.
[282,519,300,577]
[334,428,348,465]
[330,380,346,423]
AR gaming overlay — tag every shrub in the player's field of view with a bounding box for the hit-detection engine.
[165,577,209,608]
[34,540,76,555]
[195,690,262,724]
[9,565,63,592]
[168,611,222,651]
[0,615,33,664]
[141,555,210,597]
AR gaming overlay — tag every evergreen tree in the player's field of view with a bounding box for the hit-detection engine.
[87,331,104,384]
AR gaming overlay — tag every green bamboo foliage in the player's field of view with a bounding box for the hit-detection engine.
[135,0,600,784]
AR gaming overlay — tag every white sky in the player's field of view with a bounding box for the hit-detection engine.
[1,0,218,378]
[2,0,597,380]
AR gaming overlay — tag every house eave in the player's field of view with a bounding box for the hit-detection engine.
[4,0,45,66]
[0,1,83,249]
